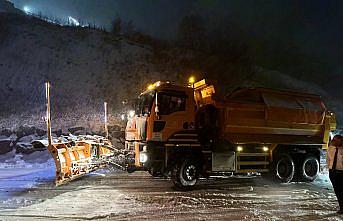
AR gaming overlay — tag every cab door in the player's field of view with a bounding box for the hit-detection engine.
[153,90,195,141]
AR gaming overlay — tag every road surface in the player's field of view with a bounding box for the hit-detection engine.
[0,168,342,220]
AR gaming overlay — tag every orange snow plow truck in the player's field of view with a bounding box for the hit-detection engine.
[126,79,336,187]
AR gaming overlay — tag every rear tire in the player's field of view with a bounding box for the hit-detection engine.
[274,154,295,183]
[171,159,199,188]
[300,155,319,182]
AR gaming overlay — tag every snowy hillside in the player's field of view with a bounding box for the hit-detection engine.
[0,0,21,14]
[0,2,183,132]
[0,0,342,134]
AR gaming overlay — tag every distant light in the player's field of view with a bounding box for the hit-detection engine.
[68,16,80,26]
[23,6,31,14]
[263,146,269,152]
[237,146,243,152]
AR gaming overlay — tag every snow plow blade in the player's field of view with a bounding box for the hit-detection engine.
[46,135,114,186]
[41,82,127,186]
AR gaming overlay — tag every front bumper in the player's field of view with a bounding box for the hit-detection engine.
[125,141,164,170]
[125,140,150,168]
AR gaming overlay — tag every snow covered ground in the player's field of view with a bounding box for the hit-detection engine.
[0,126,340,220]
[0,147,341,220]
[0,150,55,209]
[0,165,342,220]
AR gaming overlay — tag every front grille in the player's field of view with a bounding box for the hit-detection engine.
[153,121,166,132]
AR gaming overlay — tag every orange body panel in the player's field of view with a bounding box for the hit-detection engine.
[197,85,334,146]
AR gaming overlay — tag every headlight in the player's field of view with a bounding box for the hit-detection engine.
[139,152,148,163]
[128,110,135,118]
[121,114,126,121]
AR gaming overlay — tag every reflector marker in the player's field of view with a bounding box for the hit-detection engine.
[165,143,201,147]
[174,134,198,137]
[168,138,199,142]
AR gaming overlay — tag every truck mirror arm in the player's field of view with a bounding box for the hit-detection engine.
[155,92,161,119]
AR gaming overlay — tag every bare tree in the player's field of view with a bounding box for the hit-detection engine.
[111,17,122,36]
[123,20,135,38]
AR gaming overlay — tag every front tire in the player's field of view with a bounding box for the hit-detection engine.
[274,154,295,183]
[171,159,200,188]
[300,155,319,182]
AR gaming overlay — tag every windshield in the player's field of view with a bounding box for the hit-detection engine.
[135,91,155,116]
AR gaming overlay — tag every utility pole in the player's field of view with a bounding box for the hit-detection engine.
[104,101,109,139]
[45,82,52,148]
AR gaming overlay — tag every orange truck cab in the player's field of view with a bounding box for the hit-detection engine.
[125,79,336,188]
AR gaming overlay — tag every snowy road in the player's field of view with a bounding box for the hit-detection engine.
[0,169,342,221]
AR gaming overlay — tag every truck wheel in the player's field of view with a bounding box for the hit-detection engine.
[300,155,319,182]
[171,159,199,188]
[275,154,295,183]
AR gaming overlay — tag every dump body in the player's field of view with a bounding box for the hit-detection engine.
[214,88,330,146]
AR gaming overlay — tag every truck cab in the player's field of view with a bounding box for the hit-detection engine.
[125,81,197,175]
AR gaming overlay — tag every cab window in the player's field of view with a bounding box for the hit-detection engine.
[158,93,186,115]
[135,91,155,115]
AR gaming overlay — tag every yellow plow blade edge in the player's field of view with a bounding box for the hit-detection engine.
[46,135,114,186]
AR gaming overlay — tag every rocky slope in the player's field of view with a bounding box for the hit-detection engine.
[0,2,185,132]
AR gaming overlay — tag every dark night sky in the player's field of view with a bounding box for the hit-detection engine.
[8,0,343,75]
[9,0,343,39]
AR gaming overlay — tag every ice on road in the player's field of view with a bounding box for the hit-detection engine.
[0,169,342,221]
[0,167,55,209]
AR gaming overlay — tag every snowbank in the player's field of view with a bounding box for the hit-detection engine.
[0,150,54,169]
[0,150,55,206]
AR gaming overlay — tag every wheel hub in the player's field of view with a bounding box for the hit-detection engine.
[185,165,196,181]
[273,155,295,183]
[278,159,291,178]
[304,159,318,177]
